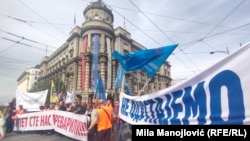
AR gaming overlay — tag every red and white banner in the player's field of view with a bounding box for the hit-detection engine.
[14,110,88,141]
[14,111,54,131]
[54,110,88,141]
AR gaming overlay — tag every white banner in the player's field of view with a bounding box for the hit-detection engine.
[65,91,76,104]
[13,110,88,141]
[16,90,48,111]
[119,42,250,125]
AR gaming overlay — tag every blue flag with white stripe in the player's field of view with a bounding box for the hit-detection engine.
[142,44,178,78]
[115,65,125,89]
[115,65,130,95]
[91,34,100,89]
[112,44,178,78]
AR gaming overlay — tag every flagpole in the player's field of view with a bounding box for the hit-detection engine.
[141,78,151,92]
[121,75,125,93]
[111,79,117,98]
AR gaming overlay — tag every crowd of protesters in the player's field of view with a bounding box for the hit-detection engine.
[0,92,134,141]
[0,98,23,139]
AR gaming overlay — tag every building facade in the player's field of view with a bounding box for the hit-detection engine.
[17,67,40,92]
[38,1,172,102]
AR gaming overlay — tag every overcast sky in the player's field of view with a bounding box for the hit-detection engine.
[0,0,249,105]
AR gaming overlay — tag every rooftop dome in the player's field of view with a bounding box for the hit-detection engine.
[83,0,114,22]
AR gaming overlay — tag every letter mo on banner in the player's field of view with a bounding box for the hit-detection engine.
[119,42,250,125]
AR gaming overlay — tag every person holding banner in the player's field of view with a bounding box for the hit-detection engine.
[71,100,81,114]
[79,99,87,115]
[13,104,25,134]
[46,103,55,136]
[113,100,125,141]
[87,99,113,141]
[87,99,99,141]
[58,100,66,111]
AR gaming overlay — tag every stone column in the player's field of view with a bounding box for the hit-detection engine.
[85,33,92,90]
[87,34,92,53]
[85,54,91,90]
[99,53,107,88]
[62,69,66,85]
[77,62,82,92]
[111,59,117,91]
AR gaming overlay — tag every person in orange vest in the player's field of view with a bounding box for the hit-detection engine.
[87,99,113,141]
[14,104,25,134]
[17,105,25,115]
[12,104,25,120]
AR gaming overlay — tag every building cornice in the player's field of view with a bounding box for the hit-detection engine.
[81,25,115,37]
[67,32,81,42]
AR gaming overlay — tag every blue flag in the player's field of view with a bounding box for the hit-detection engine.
[115,65,130,95]
[91,34,100,89]
[95,74,107,102]
[124,80,130,95]
[142,44,178,78]
[115,65,125,89]
[112,44,178,77]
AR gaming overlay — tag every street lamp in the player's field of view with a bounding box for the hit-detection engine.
[210,47,229,55]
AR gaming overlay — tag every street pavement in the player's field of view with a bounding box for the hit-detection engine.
[1,123,132,141]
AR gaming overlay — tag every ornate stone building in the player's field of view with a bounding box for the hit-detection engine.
[38,1,172,102]
[17,67,40,92]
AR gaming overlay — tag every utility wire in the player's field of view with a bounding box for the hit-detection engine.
[0,38,24,54]
[129,0,175,44]
[0,37,54,53]
[203,0,246,39]
[0,56,38,65]
[102,1,240,30]
[0,14,64,43]
[0,66,26,71]
[17,0,68,37]
[175,22,250,53]
[0,29,57,49]
[0,13,74,26]
[104,2,162,46]
[128,0,202,71]
[103,0,203,74]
